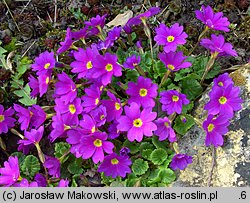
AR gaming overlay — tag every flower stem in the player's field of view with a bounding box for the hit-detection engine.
[142,18,154,60]
[35,143,45,164]
[46,113,56,120]
[10,128,24,139]
[118,39,127,50]
[59,150,70,163]
[135,65,146,77]
[159,69,171,89]
[0,136,6,151]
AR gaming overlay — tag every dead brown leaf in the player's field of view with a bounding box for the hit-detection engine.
[106,10,133,27]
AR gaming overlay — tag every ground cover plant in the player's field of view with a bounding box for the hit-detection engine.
[0,2,247,187]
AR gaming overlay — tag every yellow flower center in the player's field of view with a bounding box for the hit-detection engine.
[91,126,96,133]
[94,139,102,147]
[95,98,99,105]
[0,115,5,122]
[44,63,50,69]
[86,61,93,69]
[100,85,104,91]
[219,96,227,104]
[111,158,119,165]
[139,88,147,97]
[29,111,33,117]
[167,64,175,70]
[164,122,169,127]
[100,114,105,120]
[64,124,71,131]
[69,104,76,114]
[45,77,50,84]
[207,124,215,132]
[218,82,223,86]
[133,118,143,128]
[105,63,113,72]
[172,95,179,102]
[115,102,121,111]
[167,35,175,42]
[133,63,138,67]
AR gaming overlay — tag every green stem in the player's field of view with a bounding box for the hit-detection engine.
[59,150,70,163]
[135,65,146,77]
[10,128,24,139]
[159,69,171,89]
[46,113,56,120]
[35,143,45,164]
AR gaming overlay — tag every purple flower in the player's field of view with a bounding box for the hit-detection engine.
[154,117,177,142]
[44,156,60,178]
[14,104,46,131]
[28,75,39,98]
[102,91,122,122]
[81,86,101,113]
[58,179,69,187]
[107,26,122,41]
[13,179,38,187]
[0,105,15,134]
[71,27,88,41]
[19,125,44,146]
[54,72,77,104]
[90,105,107,127]
[120,147,130,157]
[204,84,243,118]
[159,90,190,115]
[34,173,47,187]
[57,28,74,55]
[79,114,97,135]
[0,156,20,186]
[108,121,120,140]
[38,72,51,97]
[98,153,132,178]
[159,51,192,72]
[170,154,193,170]
[123,55,141,69]
[117,102,157,142]
[71,47,99,79]
[55,98,83,124]
[200,34,238,57]
[126,76,158,108]
[85,14,107,29]
[96,39,114,50]
[92,53,122,86]
[136,40,143,49]
[154,23,188,53]
[195,5,230,32]
[123,24,132,34]
[212,73,234,90]
[31,51,55,75]
[203,114,230,147]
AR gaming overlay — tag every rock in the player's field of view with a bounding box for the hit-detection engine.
[172,66,250,187]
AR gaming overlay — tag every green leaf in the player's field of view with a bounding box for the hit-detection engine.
[125,69,139,83]
[139,142,155,151]
[11,152,26,166]
[15,56,31,78]
[154,60,167,78]
[68,158,83,175]
[174,67,192,82]
[110,181,125,187]
[123,140,140,154]
[13,84,37,106]
[180,76,203,100]
[125,173,140,187]
[152,136,168,150]
[142,149,153,160]
[181,101,194,114]
[4,37,17,52]
[132,158,149,176]
[21,155,40,177]
[150,148,168,165]
[54,142,71,158]
[159,168,176,184]
[173,114,195,135]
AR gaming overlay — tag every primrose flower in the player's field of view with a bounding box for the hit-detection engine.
[123,24,132,34]
[19,125,44,146]
[120,147,130,157]
[107,26,122,42]
[96,39,114,50]
[108,121,120,139]
[90,105,107,127]
[81,86,101,113]
[0,156,20,187]
[212,73,234,90]
[170,154,193,170]
[98,153,132,178]
[204,84,243,118]
[154,117,177,142]
[123,55,141,69]
[126,76,158,108]
[203,114,230,147]
[44,156,60,178]
[38,71,52,97]
[154,23,188,53]
[85,14,107,29]
[79,114,97,135]
[71,46,99,79]
[54,72,77,104]
[13,179,38,187]
[71,27,88,41]
[58,179,69,187]
[92,53,122,86]
[28,75,39,98]
[117,102,157,142]
[34,173,47,187]
[195,5,230,32]
[55,98,83,124]
[31,51,55,75]
[57,28,74,55]
[0,105,15,134]
[102,91,122,122]
[159,90,190,115]
[159,51,192,72]
[200,34,238,57]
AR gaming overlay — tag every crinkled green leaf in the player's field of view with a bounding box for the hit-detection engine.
[123,139,140,154]
[150,148,168,165]
[181,101,194,114]
[142,149,153,160]
[54,142,70,158]
[68,158,83,175]
[132,158,149,176]
[11,152,26,166]
[159,168,176,184]
[152,136,168,151]
[21,155,40,177]
[110,181,125,187]
[13,84,37,106]
[180,76,203,100]
[139,142,155,151]
[174,114,195,135]
[125,173,140,187]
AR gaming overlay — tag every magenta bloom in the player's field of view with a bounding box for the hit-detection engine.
[13,179,38,187]
[19,125,44,146]
[79,114,97,135]
[38,71,51,97]
[98,153,132,178]
[204,85,243,118]
[154,23,188,53]
[108,121,120,140]
[203,114,230,147]
[195,5,230,32]
[212,73,234,90]
[123,55,141,69]
[90,105,107,127]
[102,91,122,122]
[28,75,39,98]
[58,179,69,187]
[81,86,101,113]
[92,53,122,86]
[117,102,157,142]
[170,154,193,170]
[71,47,99,79]
[200,34,238,57]
[0,105,15,134]
[0,156,20,187]
[31,51,55,75]
[159,51,192,72]
[126,76,158,108]
[34,173,47,187]
[44,156,60,178]
[159,90,190,115]
[71,27,88,41]
[154,117,177,142]
[107,26,122,42]
[55,98,83,124]
[57,28,74,55]
[85,14,107,29]
[54,72,77,104]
